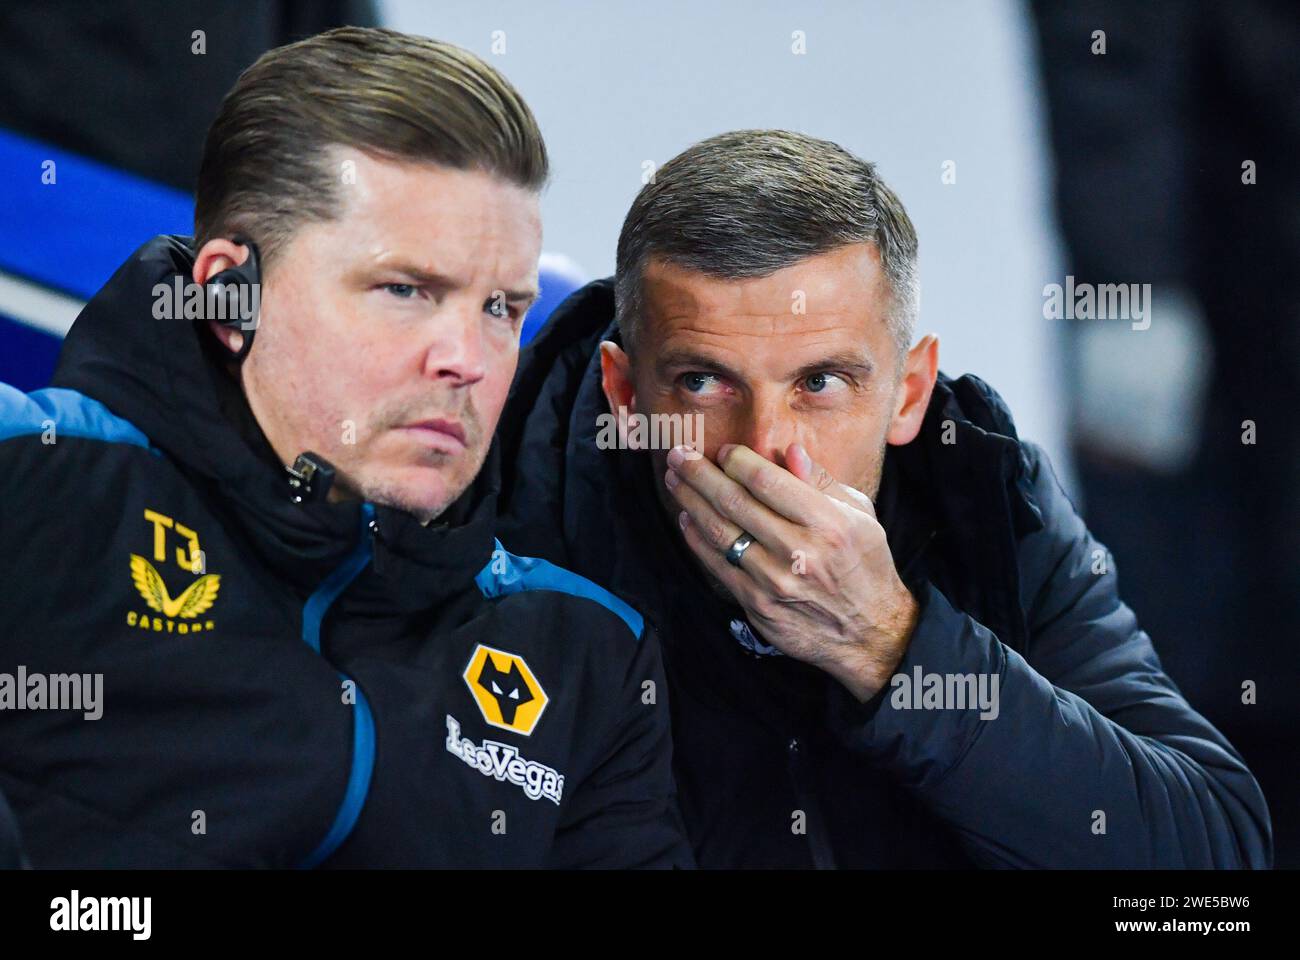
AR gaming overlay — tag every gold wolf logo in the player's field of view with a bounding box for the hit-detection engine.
[129,555,221,619]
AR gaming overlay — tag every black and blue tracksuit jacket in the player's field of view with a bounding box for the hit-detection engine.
[0,236,691,868]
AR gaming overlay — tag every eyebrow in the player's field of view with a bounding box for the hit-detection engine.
[374,262,539,305]
[656,348,875,382]
[789,353,876,382]
[655,349,745,383]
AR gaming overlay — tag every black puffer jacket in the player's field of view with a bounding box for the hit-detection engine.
[496,277,1272,869]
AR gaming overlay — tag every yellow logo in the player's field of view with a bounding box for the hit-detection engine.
[463,644,548,736]
[125,508,220,635]
[129,555,220,618]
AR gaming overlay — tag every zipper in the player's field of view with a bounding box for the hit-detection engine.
[368,511,386,577]
[296,503,378,867]
[301,503,376,654]
[786,735,838,869]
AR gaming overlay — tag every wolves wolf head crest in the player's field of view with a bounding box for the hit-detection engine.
[476,655,535,725]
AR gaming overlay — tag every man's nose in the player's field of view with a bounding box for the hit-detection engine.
[421,304,487,386]
[735,403,801,466]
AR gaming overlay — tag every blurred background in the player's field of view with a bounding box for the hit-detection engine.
[0,0,1295,865]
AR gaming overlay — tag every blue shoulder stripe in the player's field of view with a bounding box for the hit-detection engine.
[0,384,152,449]
[476,540,645,641]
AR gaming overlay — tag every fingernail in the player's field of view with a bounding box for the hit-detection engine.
[678,510,690,529]
[664,468,679,489]
[666,446,685,469]
[718,443,735,463]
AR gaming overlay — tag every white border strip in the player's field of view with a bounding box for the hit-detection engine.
[0,271,83,338]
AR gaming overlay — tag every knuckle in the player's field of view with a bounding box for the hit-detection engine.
[718,488,748,519]
[821,524,849,552]
[772,575,801,604]
[852,517,881,550]
[705,519,730,547]
[750,468,778,497]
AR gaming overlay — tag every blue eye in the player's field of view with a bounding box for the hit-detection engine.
[682,372,720,394]
[803,372,847,395]
[385,283,418,299]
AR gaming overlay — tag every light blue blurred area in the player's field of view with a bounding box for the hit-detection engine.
[382,0,1073,489]
[526,252,587,345]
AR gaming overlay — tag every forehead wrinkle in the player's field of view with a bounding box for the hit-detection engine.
[663,316,874,339]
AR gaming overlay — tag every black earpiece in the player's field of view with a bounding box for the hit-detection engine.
[204,236,262,363]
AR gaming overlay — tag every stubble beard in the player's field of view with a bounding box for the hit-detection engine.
[342,398,486,525]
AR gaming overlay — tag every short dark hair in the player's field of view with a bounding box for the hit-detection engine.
[615,129,918,367]
[194,26,548,267]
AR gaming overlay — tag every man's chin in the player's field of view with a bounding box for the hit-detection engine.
[357,463,477,524]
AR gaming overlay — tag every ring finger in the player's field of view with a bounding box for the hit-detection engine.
[668,477,788,592]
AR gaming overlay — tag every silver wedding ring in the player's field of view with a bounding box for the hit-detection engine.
[724,532,755,567]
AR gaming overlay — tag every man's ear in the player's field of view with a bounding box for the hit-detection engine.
[192,238,251,356]
[886,334,939,445]
[599,340,638,447]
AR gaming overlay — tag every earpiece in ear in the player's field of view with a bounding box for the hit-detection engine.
[206,236,262,363]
